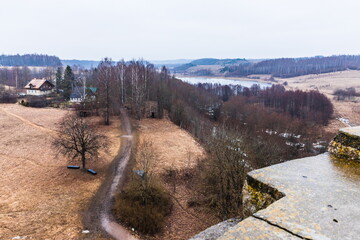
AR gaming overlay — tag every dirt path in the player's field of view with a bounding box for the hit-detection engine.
[84,108,138,240]
[0,107,57,135]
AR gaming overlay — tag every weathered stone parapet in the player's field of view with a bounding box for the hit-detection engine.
[243,175,285,217]
[328,126,360,161]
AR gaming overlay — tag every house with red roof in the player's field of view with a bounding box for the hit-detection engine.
[24,78,54,96]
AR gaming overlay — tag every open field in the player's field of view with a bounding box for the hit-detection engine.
[139,118,205,174]
[138,118,217,240]
[0,104,120,239]
[275,70,360,131]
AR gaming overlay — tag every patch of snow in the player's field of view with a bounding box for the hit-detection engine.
[337,117,351,126]
[313,142,326,149]
[280,133,292,138]
[280,132,301,139]
[265,129,278,135]
[286,141,305,148]
[82,230,90,234]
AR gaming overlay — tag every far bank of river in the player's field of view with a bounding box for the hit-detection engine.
[176,76,272,88]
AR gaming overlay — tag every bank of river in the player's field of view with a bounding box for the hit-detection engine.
[176,76,272,88]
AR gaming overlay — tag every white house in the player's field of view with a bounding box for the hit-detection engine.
[24,78,54,96]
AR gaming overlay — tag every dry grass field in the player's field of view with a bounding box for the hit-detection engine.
[0,104,120,239]
[138,118,217,240]
[139,118,205,174]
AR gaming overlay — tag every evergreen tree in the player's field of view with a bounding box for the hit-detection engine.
[63,65,74,99]
[55,67,63,90]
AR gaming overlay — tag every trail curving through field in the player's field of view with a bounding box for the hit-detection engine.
[84,108,138,240]
[0,107,57,135]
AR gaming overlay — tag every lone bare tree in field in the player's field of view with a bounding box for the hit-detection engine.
[53,114,107,169]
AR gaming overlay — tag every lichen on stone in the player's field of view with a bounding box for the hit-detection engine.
[328,131,360,161]
[242,176,285,217]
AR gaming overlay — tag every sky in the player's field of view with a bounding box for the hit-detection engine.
[1,0,360,61]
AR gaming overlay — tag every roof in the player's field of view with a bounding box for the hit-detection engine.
[70,86,97,99]
[24,78,54,89]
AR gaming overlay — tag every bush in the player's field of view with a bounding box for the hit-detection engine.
[333,87,358,101]
[0,92,17,103]
[113,177,172,235]
[20,96,49,108]
[20,99,29,106]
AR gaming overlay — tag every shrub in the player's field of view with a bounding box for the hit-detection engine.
[0,92,17,103]
[113,178,172,235]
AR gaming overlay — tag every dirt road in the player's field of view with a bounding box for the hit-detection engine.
[84,108,138,240]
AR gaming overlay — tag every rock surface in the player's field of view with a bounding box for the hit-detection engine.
[189,218,242,240]
[219,153,360,240]
[190,152,360,239]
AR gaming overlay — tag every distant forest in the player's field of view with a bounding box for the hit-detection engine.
[223,55,360,78]
[0,54,61,67]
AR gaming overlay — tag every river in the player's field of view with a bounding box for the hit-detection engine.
[176,76,272,88]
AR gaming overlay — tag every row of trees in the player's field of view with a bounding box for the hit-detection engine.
[79,58,170,125]
[0,54,61,66]
[224,55,360,78]
[0,66,55,88]
[196,83,333,125]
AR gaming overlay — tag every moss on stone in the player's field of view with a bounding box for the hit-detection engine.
[333,132,360,150]
[242,176,285,217]
[329,140,360,161]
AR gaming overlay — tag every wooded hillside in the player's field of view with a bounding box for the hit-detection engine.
[224,55,360,78]
[0,54,61,66]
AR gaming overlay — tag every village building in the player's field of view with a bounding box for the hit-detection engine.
[144,101,158,118]
[24,78,54,96]
[69,86,97,103]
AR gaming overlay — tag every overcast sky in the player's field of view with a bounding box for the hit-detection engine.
[1,0,360,61]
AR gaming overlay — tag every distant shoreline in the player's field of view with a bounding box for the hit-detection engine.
[174,74,273,84]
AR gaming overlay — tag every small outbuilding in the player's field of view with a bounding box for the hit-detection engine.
[69,87,97,103]
[144,101,158,118]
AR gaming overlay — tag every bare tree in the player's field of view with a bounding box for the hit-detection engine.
[137,140,157,190]
[127,61,147,122]
[203,130,247,220]
[97,58,116,125]
[52,114,107,169]
[115,60,126,105]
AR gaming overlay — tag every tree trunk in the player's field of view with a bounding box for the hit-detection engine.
[82,153,86,169]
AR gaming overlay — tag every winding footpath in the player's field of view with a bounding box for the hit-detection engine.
[84,108,138,240]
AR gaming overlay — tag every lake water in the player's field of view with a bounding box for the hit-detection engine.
[177,76,272,88]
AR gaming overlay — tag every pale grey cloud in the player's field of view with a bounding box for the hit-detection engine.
[1,0,359,60]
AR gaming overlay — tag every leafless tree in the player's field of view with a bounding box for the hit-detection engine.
[115,60,126,105]
[203,130,247,220]
[137,140,157,190]
[97,58,116,125]
[126,61,148,123]
[52,114,107,169]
